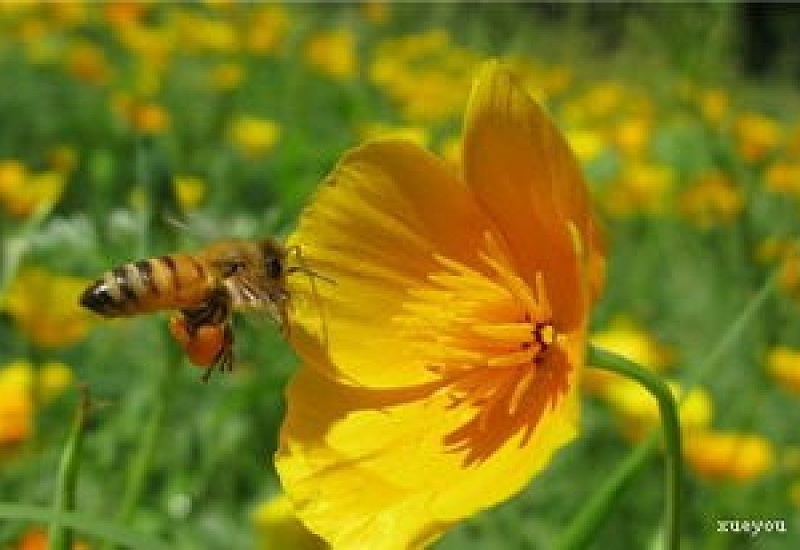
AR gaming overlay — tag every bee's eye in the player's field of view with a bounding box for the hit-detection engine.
[265,256,283,279]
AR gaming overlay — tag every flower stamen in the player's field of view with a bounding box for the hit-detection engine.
[395,243,571,464]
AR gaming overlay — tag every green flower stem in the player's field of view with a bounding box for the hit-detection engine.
[559,268,779,550]
[558,345,683,550]
[48,388,90,550]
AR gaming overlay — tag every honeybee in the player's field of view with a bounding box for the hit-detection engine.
[80,238,327,381]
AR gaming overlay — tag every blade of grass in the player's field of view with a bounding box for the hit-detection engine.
[0,199,57,303]
[99,342,182,550]
[48,388,90,550]
[680,267,780,396]
[114,349,178,524]
[0,504,169,550]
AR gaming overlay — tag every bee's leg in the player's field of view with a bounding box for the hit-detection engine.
[169,315,232,382]
[181,287,234,381]
[182,287,232,336]
[205,323,235,379]
[201,364,214,383]
[273,290,290,338]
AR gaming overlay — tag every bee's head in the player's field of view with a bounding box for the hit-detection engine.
[259,239,287,281]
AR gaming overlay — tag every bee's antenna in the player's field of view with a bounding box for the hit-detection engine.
[286,266,336,285]
[286,245,332,348]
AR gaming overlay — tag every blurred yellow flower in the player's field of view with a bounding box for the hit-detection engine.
[0,359,74,433]
[0,169,66,218]
[370,30,479,123]
[779,255,800,299]
[604,161,675,217]
[613,116,652,158]
[13,528,46,550]
[204,0,236,10]
[3,267,93,348]
[103,1,150,28]
[245,4,289,55]
[278,61,606,549]
[173,175,207,211]
[0,159,27,195]
[46,1,89,29]
[14,14,63,64]
[47,144,79,175]
[563,81,626,125]
[174,11,238,53]
[755,236,796,263]
[735,112,782,162]
[358,122,429,148]
[304,29,358,80]
[586,82,626,118]
[0,1,32,18]
[697,88,729,126]
[592,319,674,369]
[764,160,800,195]
[66,40,113,85]
[679,171,744,229]
[684,432,774,482]
[39,361,74,402]
[252,494,325,550]
[766,347,800,394]
[131,101,170,134]
[0,360,34,447]
[362,0,390,24]
[228,116,281,158]
[210,62,245,91]
[504,57,572,103]
[537,65,572,100]
[566,128,606,164]
[587,316,674,394]
[602,379,713,442]
[112,93,171,134]
[12,527,89,550]
[115,23,173,83]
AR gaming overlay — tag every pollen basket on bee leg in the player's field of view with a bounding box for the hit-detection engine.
[168,315,229,369]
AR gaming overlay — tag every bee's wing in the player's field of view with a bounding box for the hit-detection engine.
[224,276,285,322]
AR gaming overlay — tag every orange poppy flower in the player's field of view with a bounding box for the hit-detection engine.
[276,60,606,549]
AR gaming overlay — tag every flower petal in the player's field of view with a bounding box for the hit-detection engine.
[287,140,490,387]
[276,365,578,550]
[462,61,605,328]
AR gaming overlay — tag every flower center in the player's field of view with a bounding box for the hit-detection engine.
[529,319,555,354]
[394,234,572,465]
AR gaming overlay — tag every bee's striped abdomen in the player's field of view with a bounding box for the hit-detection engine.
[80,254,212,317]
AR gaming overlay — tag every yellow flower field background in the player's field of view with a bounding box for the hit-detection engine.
[1,3,799,549]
